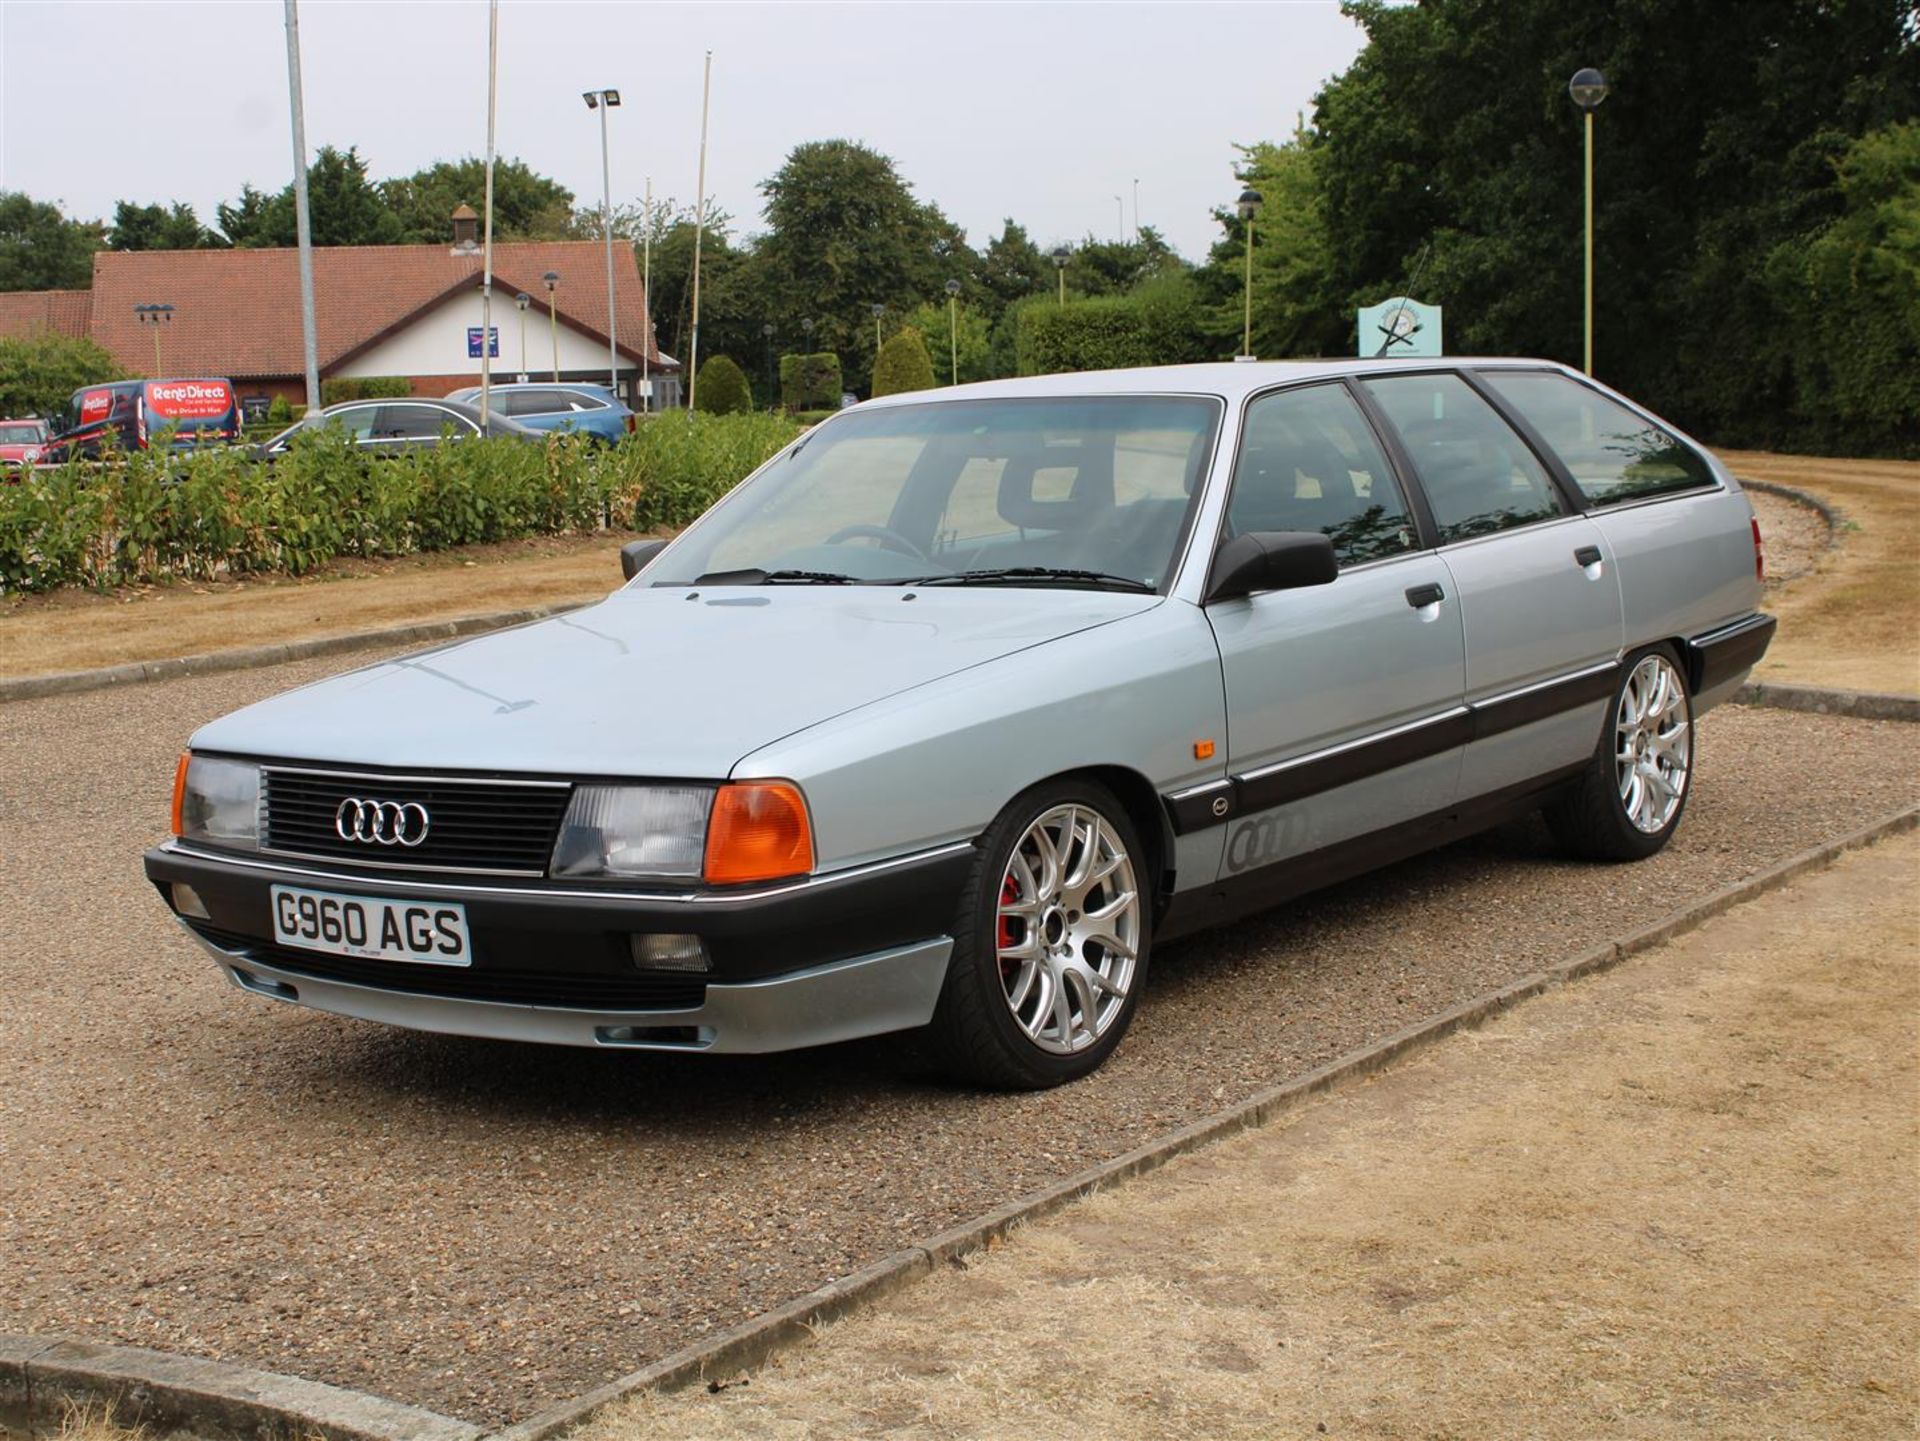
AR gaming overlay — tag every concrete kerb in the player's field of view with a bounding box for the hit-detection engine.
[486,801,1920,1441]
[0,603,589,706]
[0,1333,480,1441]
[1738,475,1846,536]
[1734,679,1920,723]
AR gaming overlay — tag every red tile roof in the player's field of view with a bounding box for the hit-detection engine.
[0,289,92,339]
[78,241,664,380]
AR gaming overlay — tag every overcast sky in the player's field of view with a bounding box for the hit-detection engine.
[0,1,1365,261]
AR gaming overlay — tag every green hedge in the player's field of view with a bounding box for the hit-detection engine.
[779,352,842,411]
[694,355,754,414]
[1015,276,1212,376]
[872,327,935,397]
[0,412,799,594]
[319,376,414,405]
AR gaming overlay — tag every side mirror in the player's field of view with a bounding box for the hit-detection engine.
[620,537,668,581]
[1205,531,1339,604]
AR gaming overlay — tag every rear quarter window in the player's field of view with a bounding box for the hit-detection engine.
[1482,371,1713,505]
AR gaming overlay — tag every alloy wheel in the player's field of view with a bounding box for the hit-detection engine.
[1615,653,1691,833]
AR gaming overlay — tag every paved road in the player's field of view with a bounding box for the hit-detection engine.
[1,651,1914,1427]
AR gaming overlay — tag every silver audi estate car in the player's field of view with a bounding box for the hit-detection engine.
[146,359,1774,1088]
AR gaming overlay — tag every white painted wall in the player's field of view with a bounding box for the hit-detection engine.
[334,288,632,381]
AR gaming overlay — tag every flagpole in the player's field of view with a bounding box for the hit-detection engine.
[687,50,712,412]
[282,0,320,411]
[478,0,498,422]
[641,176,652,414]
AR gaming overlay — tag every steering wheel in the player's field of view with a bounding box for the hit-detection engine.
[822,523,930,563]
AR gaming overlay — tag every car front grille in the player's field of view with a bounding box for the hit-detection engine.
[261,767,572,875]
[189,926,708,1012]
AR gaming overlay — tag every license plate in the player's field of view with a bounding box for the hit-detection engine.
[270,885,471,967]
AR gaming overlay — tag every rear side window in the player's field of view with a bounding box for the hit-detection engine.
[1362,373,1563,543]
[1481,371,1713,505]
[380,404,469,439]
[1229,383,1417,565]
[503,391,563,417]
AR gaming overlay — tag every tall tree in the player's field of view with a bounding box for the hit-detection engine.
[109,200,222,251]
[1196,132,1345,359]
[754,140,972,390]
[0,192,101,289]
[383,157,574,244]
[977,221,1051,320]
[216,146,403,247]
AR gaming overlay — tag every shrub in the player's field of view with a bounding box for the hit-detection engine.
[0,412,802,594]
[871,327,936,397]
[266,393,293,425]
[694,355,753,414]
[779,352,842,411]
[320,376,413,405]
[0,332,125,421]
[1016,275,1210,376]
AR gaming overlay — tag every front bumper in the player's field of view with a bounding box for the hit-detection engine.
[144,840,970,1053]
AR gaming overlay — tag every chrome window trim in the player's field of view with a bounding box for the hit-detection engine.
[160,837,976,904]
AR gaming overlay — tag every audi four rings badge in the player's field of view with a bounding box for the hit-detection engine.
[335,798,431,847]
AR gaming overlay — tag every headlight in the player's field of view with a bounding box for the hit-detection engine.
[551,785,714,879]
[172,754,260,849]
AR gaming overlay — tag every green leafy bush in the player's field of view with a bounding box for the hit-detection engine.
[319,376,413,405]
[871,327,936,397]
[779,352,842,411]
[694,355,754,414]
[0,333,125,421]
[266,393,293,424]
[1016,276,1210,376]
[0,412,800,594]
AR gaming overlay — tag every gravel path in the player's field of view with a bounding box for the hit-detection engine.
[0,654,1914,1428]
[1746,486,1828,587]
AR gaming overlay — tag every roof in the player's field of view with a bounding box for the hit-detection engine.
[857,357,1575,409]
[0,289,91,340]
[82,241,665,380]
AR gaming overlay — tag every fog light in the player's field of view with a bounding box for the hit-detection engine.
[629,933,710,972]
[171,882,210,920]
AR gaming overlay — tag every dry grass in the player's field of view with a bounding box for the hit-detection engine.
[0,532,630,679]
[1716,449,1920,696]
[51,1401,146,1441]
[583,830,1920,1441]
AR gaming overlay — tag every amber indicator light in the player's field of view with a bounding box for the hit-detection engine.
[704,782,815,884]
[1193,739,1216,760]
[170,753,190,836]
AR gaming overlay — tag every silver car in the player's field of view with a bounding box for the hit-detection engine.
[147,359,1774,1088]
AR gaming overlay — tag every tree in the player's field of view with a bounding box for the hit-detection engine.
[905,300,992,384]
[110,200,221,251]
[871,326,936,397]
[755,141,972,391]
[0,192,101,289]
[1060,227,1188,299]
[977,221,1052,321]
[1196,132,1345,359]
[216,146,403,247]
[384,158,574,243]
[0,333,124,418]
[693,354,753,414]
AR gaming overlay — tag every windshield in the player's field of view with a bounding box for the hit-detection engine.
[0,422,45,444]
[647,395,1220,591]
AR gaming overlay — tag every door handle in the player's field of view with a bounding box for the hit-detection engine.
[1574,545,1603,567]
[1405,582,1445,608]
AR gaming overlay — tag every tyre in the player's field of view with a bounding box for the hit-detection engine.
[930,778,1151,1089]
[1547,645,1694,861]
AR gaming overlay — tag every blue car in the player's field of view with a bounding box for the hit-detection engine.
[444,383,635,444]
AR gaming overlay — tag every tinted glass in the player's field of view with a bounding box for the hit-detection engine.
[1482,371,1713,505]
[650,396,1220,591]
[502,391,562,416]
[1362,373,1563,543]
[381,404,467,440]
[1229,383,1417,565]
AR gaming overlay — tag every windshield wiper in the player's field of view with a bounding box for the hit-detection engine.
[691,567,859,585]
[911,566,1156,594]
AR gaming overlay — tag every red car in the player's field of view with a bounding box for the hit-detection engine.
[0,417,49,472]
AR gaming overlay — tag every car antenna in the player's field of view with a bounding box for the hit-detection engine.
[1373,241,1434,358]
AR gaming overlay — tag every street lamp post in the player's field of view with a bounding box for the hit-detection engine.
[1113,194,1124,239]
[1568,67,1610,376]
[1052,245,1070,305]
[542,271,559,382]
[582,88,622,395]
[871,302,885,355]
[944,278,962,386]
[1236,186,1263,359]
[134,303,174,374]
[762,323,775,410]
[514,291,530,381]
[800,318,815,407]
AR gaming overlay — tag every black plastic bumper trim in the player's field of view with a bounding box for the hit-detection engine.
[1687,612,1777,695]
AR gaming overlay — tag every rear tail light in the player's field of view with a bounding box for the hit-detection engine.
[625,412,638,434]
[1751,516,1765,583]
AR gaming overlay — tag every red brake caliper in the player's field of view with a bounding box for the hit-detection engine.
[997,873,1019,969]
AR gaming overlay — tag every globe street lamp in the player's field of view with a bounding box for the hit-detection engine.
[514,291,531,381]
[134,303,174,374]
[542,271,560,382]
[945,278,962,386]
[1568,67,1610,375]
[1052,245,1071,306]
[1236,186,1263,359]
[582,88,622,393]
